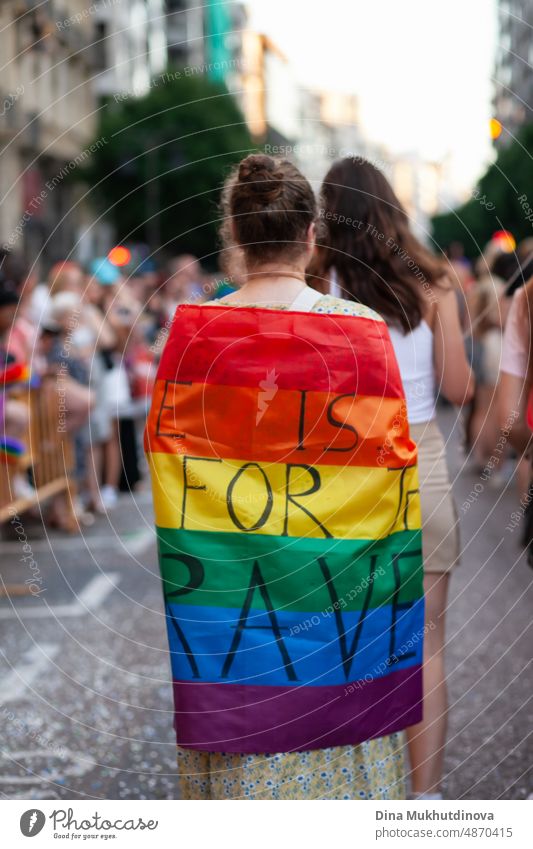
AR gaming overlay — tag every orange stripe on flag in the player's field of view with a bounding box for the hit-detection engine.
[145,379,416,469]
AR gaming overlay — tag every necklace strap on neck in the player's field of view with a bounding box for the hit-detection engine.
[246,271,306,283]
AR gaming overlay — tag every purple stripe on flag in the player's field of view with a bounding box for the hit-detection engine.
[172,665,422,753]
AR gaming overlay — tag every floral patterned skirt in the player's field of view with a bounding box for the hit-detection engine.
[177,733,406,800]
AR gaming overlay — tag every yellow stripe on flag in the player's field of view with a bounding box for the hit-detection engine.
[148,452,421,541]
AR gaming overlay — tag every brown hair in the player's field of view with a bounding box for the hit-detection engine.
[310,157,446,333]
[220,154,317,265]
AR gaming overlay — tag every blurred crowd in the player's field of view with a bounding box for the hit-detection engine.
[1,234,533,533]
[0,248,229,530]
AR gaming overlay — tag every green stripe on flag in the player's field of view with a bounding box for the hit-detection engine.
[157,527,423,614]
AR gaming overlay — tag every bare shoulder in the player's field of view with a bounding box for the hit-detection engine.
[421,275,462,331]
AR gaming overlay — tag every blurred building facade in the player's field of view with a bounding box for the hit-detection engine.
[0,1,169,271]
[166,0,245,90]
[166,0,204,67]
[0,1,100,270]
[93,0,167,98]
[493,0,533,146]
[297,89,376,186]
[239,32,299,143]
[391,154,444,242]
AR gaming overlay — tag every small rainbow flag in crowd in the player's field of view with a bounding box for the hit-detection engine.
[1,362,31,386]
[0,436,25,464]
[145,304,424,753]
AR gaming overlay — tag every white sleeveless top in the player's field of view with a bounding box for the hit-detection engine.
[330,268,436,423]
[387,321,436,423]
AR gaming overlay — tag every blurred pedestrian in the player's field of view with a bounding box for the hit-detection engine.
[0,270,33,501]
[499,277,533,457]
[161,254,204,316]
[466,249,506,469]
[312,156,474,800]
[85,257,131,510]
[38,290,95,529]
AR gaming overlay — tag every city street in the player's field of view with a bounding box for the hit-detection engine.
[1,409,532,801]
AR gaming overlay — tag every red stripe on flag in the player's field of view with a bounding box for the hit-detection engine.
[156,305,404,398]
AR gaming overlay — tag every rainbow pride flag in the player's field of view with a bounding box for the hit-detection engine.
[1,362,31,387]
[145,304,424,753]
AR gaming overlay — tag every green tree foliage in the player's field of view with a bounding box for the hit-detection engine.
[432,123,533,258]
[84,72,253,263]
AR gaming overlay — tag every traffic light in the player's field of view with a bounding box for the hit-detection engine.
[490,118,503,140]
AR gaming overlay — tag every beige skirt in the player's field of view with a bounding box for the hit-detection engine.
[410,419,460,574]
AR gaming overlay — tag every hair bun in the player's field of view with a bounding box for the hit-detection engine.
[237,154,283,203]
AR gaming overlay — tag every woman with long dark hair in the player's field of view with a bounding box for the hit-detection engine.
[312,157,474,799]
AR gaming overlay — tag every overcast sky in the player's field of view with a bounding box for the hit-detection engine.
[246,0,499,195]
